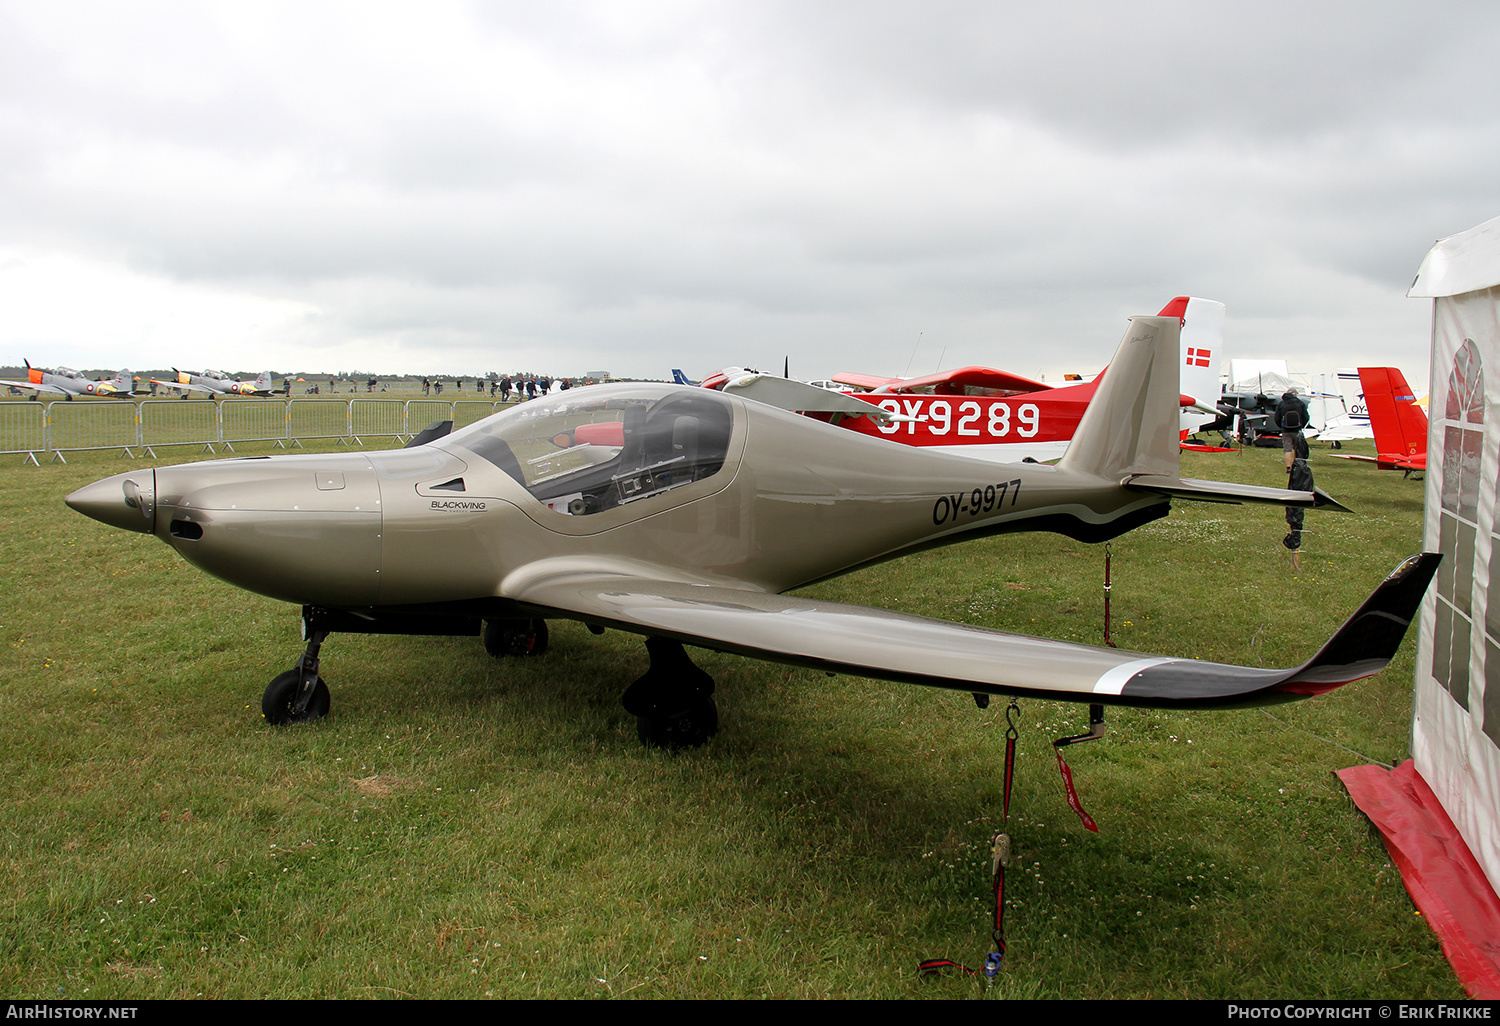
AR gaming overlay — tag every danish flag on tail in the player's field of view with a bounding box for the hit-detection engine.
[1159,296,1226,437]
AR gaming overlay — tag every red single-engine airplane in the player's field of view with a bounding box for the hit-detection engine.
[704,297,1226,463]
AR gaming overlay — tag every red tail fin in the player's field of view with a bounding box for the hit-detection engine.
[1358,367,1427,463]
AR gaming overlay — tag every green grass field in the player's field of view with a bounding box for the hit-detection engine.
[0,437,1462,999]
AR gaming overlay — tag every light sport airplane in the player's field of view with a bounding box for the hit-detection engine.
[704,297,1226,464]
[1329,367,1427,474]
[0,361,134,400]
[151,369,277,397]
[68,312,1432,755]
[1307,369,1372,445]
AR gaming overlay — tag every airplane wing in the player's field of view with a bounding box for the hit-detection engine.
[504,553,1437,709]
[720,372,913,423]
[150,378,219,394]
[831,372,900,390]
[887,366,1052,395]
[0,379,65,395]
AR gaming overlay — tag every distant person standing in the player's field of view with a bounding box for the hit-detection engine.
[1284,430,1314,572]
[1275,390,1310,471]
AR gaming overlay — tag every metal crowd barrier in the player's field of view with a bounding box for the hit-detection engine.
[4,395,519,462]
[453,400,503,429]
[48,401,140,460]
[404,400,453,436]
[286,398,352,444]
[351,398,405,444]
[0,402,48,463]
[140,399,219,456]
[222,399,289,447]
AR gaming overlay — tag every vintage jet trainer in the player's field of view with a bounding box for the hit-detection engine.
[68,315,1435,748]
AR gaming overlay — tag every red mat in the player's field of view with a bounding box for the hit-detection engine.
[1337,759,1500,999]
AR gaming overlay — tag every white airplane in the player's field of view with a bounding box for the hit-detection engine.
[1308,369,1374,445]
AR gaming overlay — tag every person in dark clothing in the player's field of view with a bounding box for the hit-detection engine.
[1284,430,1312,571]
[1275,390,1310,471]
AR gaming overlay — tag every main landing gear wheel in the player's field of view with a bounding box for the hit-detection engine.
[622,637,718,750]
[261,669,331,724]
[482,618,549,657]
[634,696,719,750]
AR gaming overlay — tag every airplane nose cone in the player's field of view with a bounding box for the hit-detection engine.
[65,471,155,534]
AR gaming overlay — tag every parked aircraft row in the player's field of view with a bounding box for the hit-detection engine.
[0,363,278,399]
[683,297,1432,473]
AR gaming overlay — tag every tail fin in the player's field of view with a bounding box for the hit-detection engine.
[1062,314,1347,510]
[256,370,274,391]
[1359,367,1428,462]
[1059,315,1182,480]
[1335,368,1366,419]
[671,369,693,386]
[1159,296,1226,436]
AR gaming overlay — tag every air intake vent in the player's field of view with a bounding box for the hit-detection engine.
[169,519,203,540]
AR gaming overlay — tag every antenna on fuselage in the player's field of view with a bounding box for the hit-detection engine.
[902,331,923,378]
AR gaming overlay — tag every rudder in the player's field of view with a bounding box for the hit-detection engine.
[1059,315,1182,481]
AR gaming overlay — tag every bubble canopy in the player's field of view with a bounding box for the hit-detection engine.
[444,384,736,516]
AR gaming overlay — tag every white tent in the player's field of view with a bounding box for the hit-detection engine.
[1408,214,1500,896]
[1337,217,1500,998]
[1228,358,1299,396]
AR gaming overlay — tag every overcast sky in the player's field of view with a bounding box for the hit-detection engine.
[1,1,1495,384]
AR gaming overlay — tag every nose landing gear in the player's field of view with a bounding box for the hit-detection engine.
[262,629,331,724]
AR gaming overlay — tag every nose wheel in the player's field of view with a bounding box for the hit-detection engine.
[262,669,331,724]
[262,629,331,725]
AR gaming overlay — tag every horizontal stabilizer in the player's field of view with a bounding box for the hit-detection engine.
[1125,474,1351,512]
